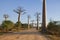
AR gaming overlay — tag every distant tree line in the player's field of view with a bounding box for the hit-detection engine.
[0,20,32,32]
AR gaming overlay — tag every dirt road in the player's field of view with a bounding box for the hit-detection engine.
[0,28,50,40]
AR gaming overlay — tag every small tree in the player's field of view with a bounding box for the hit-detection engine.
[22,24,28,29]
[3,14,9,21]
[14,21,22,29]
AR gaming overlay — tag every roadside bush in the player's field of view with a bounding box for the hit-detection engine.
[1,20,14,32]
[47,21,60,36]
[14,21,22,29]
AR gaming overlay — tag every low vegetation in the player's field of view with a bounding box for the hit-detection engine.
[47,21,60,36]
[46,21,60,40]
[0,20,31,33]
[1,20,14,32]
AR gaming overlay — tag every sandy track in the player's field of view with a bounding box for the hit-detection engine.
[0,34,50,40]
[0,28,50,40]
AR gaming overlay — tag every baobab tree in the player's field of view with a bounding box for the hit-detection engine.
[3,14,9,21]
[31,20,34,28]
[14,7,25,31]
[42,0,47,32]
[35,12,40,30]
[27,15,30,29]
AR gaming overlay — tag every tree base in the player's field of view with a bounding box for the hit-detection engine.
[41,29,47,33]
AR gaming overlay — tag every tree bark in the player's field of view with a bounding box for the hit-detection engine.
[42,0,47,32]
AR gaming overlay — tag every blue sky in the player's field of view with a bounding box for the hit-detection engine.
[0,0,60,24]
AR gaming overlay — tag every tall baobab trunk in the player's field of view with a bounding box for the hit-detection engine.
[18,13,20,31]
[36,13,40,30]
[35,12,40,30]
[31,20,34,28]
[42,0,46,32]
[28,15,30,29]
[14,7,25,31]
[18,13,20,23]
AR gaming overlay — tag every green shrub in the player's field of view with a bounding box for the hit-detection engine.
[1,20,14,32]
[47,21,60,35]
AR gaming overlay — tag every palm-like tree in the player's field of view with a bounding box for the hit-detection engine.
[3,14,9,21]
[14,7,25,31]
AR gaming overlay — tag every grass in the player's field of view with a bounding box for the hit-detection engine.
[0,32,3,35]
[39,30,60,40]
[47,35,60,40]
